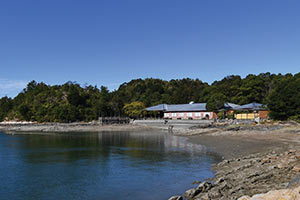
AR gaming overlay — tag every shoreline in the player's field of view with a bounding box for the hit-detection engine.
[2,122,300,199]
[172,124,300,200]
[0,122,160,134]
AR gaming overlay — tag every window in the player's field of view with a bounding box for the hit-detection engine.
[164,113,169,118]
[187,113,192,117]
[171,113,177,117]
[195,112,201,117]
[179,113,184,117]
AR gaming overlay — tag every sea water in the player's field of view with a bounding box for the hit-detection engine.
[0,131,221,200]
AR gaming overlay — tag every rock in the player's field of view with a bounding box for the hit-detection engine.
[295,154,300,160]
[220,159,230,164]
[184,188,198,199]
[277,163,287,169]
[288,149,296,154]
[292,166,300,172]
[226,126,240,131]
[179,149,300,200]
[208,189,222,198]
[196,181,213,192]
[168,196,183,200]
[238,196,251,200]
[198,193,210,200]
[262,158,270,164]
[288,174,300,188]
[184,182,213,199]
[238,186,300,200]
[215,177,225,184]
[269,156,277,161]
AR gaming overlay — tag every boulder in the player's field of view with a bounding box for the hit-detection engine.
[184,182,213,199]
[196,181,213,192]
[238,186,300,200]
[184,188,199,199]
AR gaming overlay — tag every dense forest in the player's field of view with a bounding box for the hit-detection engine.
[0,72,299,122]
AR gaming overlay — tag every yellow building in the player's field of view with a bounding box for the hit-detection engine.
[233,103,269,120]
[235,113,259,120]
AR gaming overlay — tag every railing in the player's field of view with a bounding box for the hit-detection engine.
[98,117,130,125]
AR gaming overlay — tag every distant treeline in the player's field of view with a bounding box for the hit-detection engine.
[0,72,299,122]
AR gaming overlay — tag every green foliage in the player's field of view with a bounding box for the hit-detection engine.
[0,72,298,122]
[0,97,13,121]
[227,113,235,119]
[0,81,112,122]
[123,101,146,119]
[217,112,235,119]
[206,92,227,112]
[267,74,300,120]
[217,112,225,119]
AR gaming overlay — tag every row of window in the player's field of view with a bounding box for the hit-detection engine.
[164,112,210,118]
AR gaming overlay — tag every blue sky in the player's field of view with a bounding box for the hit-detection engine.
[0,0,300,97]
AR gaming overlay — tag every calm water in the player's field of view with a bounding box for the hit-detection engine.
[0,131,221,200]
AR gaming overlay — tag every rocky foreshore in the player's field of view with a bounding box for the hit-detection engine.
[167,123,300,200]
[170,148,300,200]
[2,121,300,200]
[0,122,157,133]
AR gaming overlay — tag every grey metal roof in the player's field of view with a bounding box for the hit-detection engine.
[234,102,267,111]
[145,104,168,111]
[224,102,240,109]
[146,103,207,112]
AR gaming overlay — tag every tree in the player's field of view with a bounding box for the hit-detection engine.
[0,73,298,122]
[268,75,300,120]
[97,86,111,117]
[123,101,146,119]
[0,97,12,121]
[206,93,227,112]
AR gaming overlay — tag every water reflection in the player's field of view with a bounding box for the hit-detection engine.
[12,132,209,164]
[0,131,221,200]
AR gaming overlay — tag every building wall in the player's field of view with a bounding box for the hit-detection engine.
[259,110,269,119]
[235,113,258,120]
[235,111,269,120]
[164,112,216,120]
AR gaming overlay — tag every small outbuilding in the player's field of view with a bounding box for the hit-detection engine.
[233,103,269,120]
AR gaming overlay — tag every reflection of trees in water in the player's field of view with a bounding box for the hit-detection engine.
[99,131,167,162]
[98,131,165,149]
[1,132,222,200]
[19,133,111,164]
[15,132,166,164]
[14,131,220,165]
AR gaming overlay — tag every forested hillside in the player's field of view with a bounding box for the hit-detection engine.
[0,72,299,122]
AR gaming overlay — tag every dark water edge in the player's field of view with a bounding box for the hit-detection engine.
[0,131,221,200]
